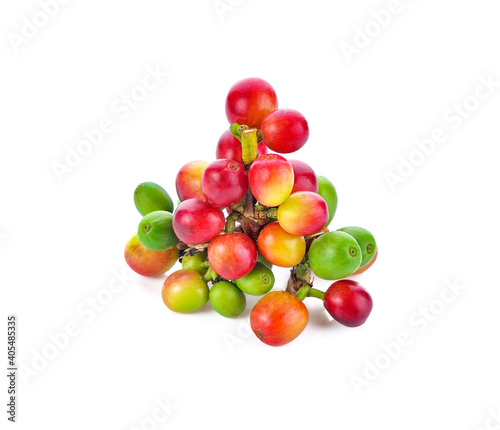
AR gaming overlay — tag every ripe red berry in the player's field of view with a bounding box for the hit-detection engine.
[172,197,225,245]
[261,109,309,153]
[201,159,248,209]
[225,77,278,129]
[250,291,309,346]
[208,233,258,280]
[323,280,373,327]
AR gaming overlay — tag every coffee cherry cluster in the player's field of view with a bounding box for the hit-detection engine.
[124,77,378,346]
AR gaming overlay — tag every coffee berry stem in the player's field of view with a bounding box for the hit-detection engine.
[225,211,240,233]
[203,265,219,283]
[308,288,325,301]
[241,127,258,165]
[295,285,325,301]
[229,122,241,138]
[296,286,310,301]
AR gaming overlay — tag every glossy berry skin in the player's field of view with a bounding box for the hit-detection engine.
[137,210,179,251]
[172,197,225,245]
[225,77,278,129]
[324,280,373,327]
[216,129,268,163]
[250,291,309,346]
[260,109,309,154]
[353,249,378,275]
[308,231,362,280]
[235,262,275,296]
[201,159,248,208]
[134,182,174,216]
[337,226,377,269]
[181,252,208,276]
[316,175,338,227]
[175,160,210,201]
[208,233,258,280]
[248,154,294,207]
[209,281,246,318]
[257,222,306,268]
[162,269,209,313]
[277,191,329,236]
[289,159,318,193]
[124,233,178,277]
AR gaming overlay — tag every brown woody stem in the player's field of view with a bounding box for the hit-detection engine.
[286,263,314,296]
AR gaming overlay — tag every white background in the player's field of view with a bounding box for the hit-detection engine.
[2,0,500,429]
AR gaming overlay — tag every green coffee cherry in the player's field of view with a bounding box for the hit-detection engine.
[209,281,246,318]
[308,231,361,280]
[134,182,174,216]
[337,226,376,268]
[182,252,208,276]
[235,262,275,296]
[316,175,338,227]
[138,210,178,251]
